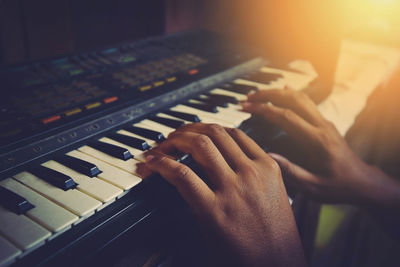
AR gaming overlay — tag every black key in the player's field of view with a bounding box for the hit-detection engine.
[28,165,77,191]
[176,153,192,164]
[196,95,229,107]
[163,110,201,122]
[205,93,238,104]
[55,155,102,178]
[0,186,35,214]
[87,140,133,160]
[183,102,218,113]
[124,126,166,143]
[108,133,151,151]
[220,83,257,95]
[245,72,283,84]
[149,116,185,129]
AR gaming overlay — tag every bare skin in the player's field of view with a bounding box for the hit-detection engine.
[143,123,306,267]
[242,88,400,224]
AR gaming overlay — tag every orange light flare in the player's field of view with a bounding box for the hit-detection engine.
[343,0,400,34]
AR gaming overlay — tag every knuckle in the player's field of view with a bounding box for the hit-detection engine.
[194,134,212,150]
[316,129,332,143]
[228,127,244,137]
[174,164,191,181]
[240,161,259,177]
[207,123,225,136]
[288,90,306,105]
[323,120,337,131]
[268,157,281,172]
[281,108,295,121]
[155,155,169,165]
[262,156,281,174]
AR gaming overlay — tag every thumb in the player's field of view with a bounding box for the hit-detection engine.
[269,153,318,188]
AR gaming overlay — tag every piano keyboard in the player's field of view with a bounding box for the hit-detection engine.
[0,79,280,266]
[0,28,316,265]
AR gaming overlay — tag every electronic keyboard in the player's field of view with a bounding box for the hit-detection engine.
[0,30,315,267]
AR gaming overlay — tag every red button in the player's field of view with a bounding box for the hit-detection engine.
[188,69,199,75]
[104,96,118,104]
[42,115,61,124]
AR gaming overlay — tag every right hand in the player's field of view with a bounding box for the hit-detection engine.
[242,88,399,208]
[142,123,305,267]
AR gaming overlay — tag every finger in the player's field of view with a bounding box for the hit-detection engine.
[246,89,325,126]
[145,153,215,213]
[156,131,234,188]
[269,153,319,189]
[134,161,154,178]
[224,127,266,160]
[171,123,250,172]
[241,102,317,145]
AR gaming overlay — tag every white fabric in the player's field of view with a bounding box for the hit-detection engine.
[316,40,400,136]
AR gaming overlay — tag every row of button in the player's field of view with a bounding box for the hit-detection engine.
[41,96,119,125]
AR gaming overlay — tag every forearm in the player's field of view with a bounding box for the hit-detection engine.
[363,165,400,212]
[361,165,400,239]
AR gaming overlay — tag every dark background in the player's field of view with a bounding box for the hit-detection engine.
[0,0,343,85]
[0,0,165,65]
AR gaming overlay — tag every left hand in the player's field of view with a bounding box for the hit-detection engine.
[241,88,398,207]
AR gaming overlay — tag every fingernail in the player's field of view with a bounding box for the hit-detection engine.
[247,90,256,96]
[241,102,251,108]
[145,155,155,162]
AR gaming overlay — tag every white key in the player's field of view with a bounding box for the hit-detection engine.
[223,104,251,120]
[210,88,247,101]
[136,120,175,137]
[0,178,78,233]
[42,161,122,203]
[117,129,157,147]
[67,150,142,189]
[0,206,51,251]
[204,104,244,127]
[77,146,144,176]
[0,236,21,266]
[14,172,101,217]
[188,99,241,122]
[99,137,145,157]
[214,106,250,126]
[171,105,235,127]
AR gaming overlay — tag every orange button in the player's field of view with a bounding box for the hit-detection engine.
[42,115,61,124]
[104,96,118,104]
[188,69,199,75]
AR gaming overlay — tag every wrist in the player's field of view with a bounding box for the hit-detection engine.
[359,164,400,211]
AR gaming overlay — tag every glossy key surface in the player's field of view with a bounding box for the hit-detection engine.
[163,110,201,122]
[148,116,185,129]
[55,155,102,177]
[0,178,78,232]
[87,140,133,161]
[28,165,77,191]
[0,186,34,214]
[123,126,166,143]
